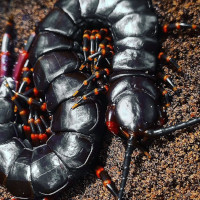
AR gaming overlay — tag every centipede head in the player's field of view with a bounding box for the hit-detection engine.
[106,91,161,140]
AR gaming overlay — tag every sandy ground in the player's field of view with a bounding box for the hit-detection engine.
[0,0,199,199]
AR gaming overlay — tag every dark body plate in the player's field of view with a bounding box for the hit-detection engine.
[33,51,80,92]
[6,149,34,199]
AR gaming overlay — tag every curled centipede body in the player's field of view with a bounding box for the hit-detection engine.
[0,0,199,199]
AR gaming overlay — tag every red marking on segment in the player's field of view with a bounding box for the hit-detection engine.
[99,43,105,49]
[94,88,99,95]
[4,33,12,39]
[94,65,99,70]
[192,24,197,29]
[27,98,33,105]
[83,80,88,85]
[46,127,52,135]
[22,67,29,72]
[103,179,111,186]
[11,198,18,200]
[83,95,87,100]
[79,64,86,70]
[34,118,41,124]
[83,34,90,39]
[83,47,89,51]
[163,24,168,33]
[163,75,169,81]
[90,35,95,40]
[25,87,30,91]
[96,166,104,178]
[95,33,101,39]
[176,23,181,29]
[28,118,34,124]
[159,118,166,126]
[92,29,98,33]
[95,71,100,78]
[162,90,167,95]
[158,52,164,60]
[43,197,54,200]
[23,125,31,132]
[88,56,93,61]
[6,21,13,26]
[106,105,119,135]
[33,87,39,96]
[107,44,113,50]
[20,110,27,116]
[105,36,111,41]
[31,134,36,140]
[101,28,108,34]
[90,50,95,54]
[39,134,47,141]
[23,77,31,84]
[104,85,109,92]
[0,51,11,56]
[104,68,110,75]
[101,49,106,56]
[41,103,47,111]
[14,105,18,112]
[84,30,91,34]
[110,51,114,56]
[11,93,18,101]
[106,121,119,135]
[166,56,171,62]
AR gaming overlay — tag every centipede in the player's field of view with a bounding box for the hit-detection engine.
[0,0,199,199]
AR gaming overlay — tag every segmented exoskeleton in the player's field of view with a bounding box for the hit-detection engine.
[0,0,199,200]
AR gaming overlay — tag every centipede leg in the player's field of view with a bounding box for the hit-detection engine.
[72,85,109,109]
[158,52,183,73]
[0,16,14,79]
[160,87,171,109]
[162,23,199,33]
[13,32,35,86]
[146,118,200,137]
[17,59,32,93]
[96,166,119,199]
[158,72,180,94]
[73,68,110,97]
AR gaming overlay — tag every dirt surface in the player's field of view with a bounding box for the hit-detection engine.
[0,0,199,199]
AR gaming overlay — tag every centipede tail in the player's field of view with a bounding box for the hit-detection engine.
[0,16,14,78]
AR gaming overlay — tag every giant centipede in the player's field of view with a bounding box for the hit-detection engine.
[0,0,199,199]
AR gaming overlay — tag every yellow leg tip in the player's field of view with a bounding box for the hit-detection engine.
[14,105,18,112]
[72,103,79,109]
[73,91,79,97]
[79,64,86,70]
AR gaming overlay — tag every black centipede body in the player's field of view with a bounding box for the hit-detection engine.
[0,0,199,199]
